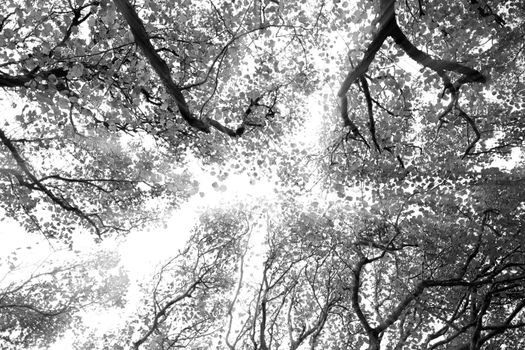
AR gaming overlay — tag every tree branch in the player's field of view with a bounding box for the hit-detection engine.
[114,0,251,137]
[359,76,381,152]
[341,95,370,148]
[457,107,481,159]
[389,21,486,90]
[338,0,486,129]
[132,279,201,350]
[337,0,395,98]
[113,0,212,133]
[0,128,101,236]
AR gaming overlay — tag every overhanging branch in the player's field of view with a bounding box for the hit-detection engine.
[114,0,246,137]
[338,0,486,134]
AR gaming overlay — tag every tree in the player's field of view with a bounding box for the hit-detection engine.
[0,0,321,238]
[0,0,524,349]
[0,248,128,349]
[68,195,523,350]
[70,208,250,350]
[334,0,523,159]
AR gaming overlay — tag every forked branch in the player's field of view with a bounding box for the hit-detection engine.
[338,0,486,139]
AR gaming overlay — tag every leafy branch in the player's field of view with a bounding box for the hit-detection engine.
[0,128,102,236]
[114,0,246,137]
[338,0,487,155]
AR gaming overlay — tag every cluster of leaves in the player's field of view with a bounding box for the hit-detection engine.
[71,208,250,349]
[0,0,332,237]
[327,0,524,183]
[70,192,525,350]
[0,249,129,349]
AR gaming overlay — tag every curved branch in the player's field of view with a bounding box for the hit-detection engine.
[389,21,486,89]
[351,259,374,334]
[338,0,486,130]
[113,0,210,133]
[337,0,395,98]
[341,95,370,148]
[457,108,481,159]
[114,0,250,137]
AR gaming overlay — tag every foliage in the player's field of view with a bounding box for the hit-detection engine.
[72,196,525,350]
[327,0,525,187]
[0,249,128,349]
[0,0,320,237]
[71,208,249,349]
[0,0,524,349]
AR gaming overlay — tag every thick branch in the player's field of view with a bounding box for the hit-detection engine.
[340,94,352,126]
[338,0,486,130]
[207,118,239,137]
[351,259,375,335]
[0,67,68,88]
[389,21,486,88]
[114,0,248,137]
[113,0,210,133]
[0,72,32,87]
[359,76,381,151]
[337,0,395,97]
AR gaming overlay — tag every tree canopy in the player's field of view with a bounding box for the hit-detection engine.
[0,0,524,349]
